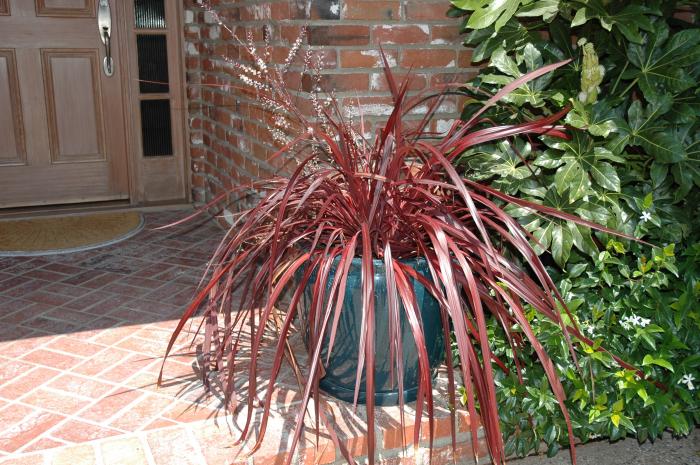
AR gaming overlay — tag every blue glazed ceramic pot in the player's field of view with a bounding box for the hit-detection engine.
[301,256,444,405]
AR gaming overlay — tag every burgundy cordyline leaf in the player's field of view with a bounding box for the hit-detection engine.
[160,29,659,465]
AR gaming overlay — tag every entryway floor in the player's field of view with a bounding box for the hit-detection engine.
[0,211,480,465]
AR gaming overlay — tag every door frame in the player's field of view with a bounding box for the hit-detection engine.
[116,0,190,206]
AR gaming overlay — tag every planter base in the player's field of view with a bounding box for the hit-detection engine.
[320,378,420,406]
[302,257,445,407]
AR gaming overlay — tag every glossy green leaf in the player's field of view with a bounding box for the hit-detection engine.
[642,355,674,372]
[552,224,574,266]
[590,161,620,191]
[466,0,521,31]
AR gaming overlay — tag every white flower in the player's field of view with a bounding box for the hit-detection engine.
[620,314,651,330]
[620,315,634,329]
[640,211,652,222]
[679,374,696,390]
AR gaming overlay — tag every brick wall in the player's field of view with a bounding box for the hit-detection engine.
[182,0,476,210]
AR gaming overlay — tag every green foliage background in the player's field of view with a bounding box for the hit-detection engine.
[450,0,700,457]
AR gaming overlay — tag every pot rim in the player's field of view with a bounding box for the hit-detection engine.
[326,254,427,267]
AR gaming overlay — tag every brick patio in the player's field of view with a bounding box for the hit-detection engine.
[0,211,484,465]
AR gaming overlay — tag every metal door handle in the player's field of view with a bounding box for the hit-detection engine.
[98,0,114,77]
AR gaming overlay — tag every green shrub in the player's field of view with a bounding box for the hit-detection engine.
[449,0,700,457]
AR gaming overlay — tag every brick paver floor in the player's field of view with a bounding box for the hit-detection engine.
[0,212,225,459]
[0,210,482,465]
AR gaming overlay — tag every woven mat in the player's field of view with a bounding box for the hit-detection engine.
[0,212,144,256]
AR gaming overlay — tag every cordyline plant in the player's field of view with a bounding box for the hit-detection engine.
[161,7,648,465]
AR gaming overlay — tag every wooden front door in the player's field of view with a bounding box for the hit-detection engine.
[0,0,129,208]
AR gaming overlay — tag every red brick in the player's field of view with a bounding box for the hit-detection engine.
[77,388,143,423]
[431,25,462,44]
[318,403,369,457]
[430,72,477,87]
[302,73,370,93]
[106,394,172,431]
[280,25,305,43]
[429,436,489,464]
[71,347,132,377]
[291,0,339,20]
[24,291,73,307]
[184,27,200,41]
[22,269,68,282]
[21,349,82,370]
[50,419,121,443]
[379,407,455,449]
[373,25,430,45]
[0,366,61,400]
[41,263,83,275]
[344,0,401,20]
[45,336,106,358]
[342,96,396,118]
[378,457,416,465]
[340,49,398,68]
[400,49,456,68]
[47,374,115,399]
[405,2,451,21]
[370,72,426,92]
[270,2,292,20]
[161,401,217,424]
[297,430,337,465]
[303,49,338,70]
[0,403,35,432]
[22,388,91,416]
[80,273,121,290]
[22,436,67,453]
[308,25,370,46]
[0,333,55,359]
[0,359,37,387]
[1,302,51,324]
[0,408,64,453]
[674,8,696,23]
[458,49,473,67]
[192,423,248,465]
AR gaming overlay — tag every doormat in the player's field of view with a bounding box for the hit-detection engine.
[0,212,144,256]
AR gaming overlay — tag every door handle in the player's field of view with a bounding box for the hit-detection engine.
[98,0,114,77]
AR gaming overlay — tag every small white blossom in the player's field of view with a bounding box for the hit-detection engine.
[640,211,652,222]
[679,374,696,390]
[255,57,268,72]
[620,314,651,330]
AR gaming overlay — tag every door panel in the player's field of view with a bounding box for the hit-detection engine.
[0,0,129,208]
[0,50,25,165]
[43,50,104,162]
[36,0,95,17]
